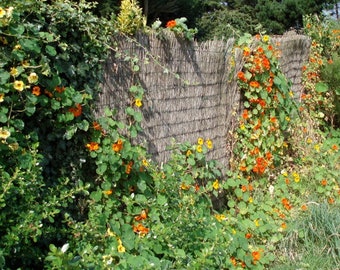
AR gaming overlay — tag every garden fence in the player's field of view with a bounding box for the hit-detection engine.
[96,31,311,167]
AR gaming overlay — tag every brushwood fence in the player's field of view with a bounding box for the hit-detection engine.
[96,31,311,167]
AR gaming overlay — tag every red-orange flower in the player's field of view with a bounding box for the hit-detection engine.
[125,160,134,174]
[55,86,65,93]
[237,71,247,82]
[93,121,102,131]
[103,189,113,195]
[252,157,267,174]
[331,144,338,151]
[69,103,82,117]
[328,197,335,204]
[166,20,176,28]
[44,89,53,98]
[281,198,292,210]
[301,204,308,211]
[265,152,272,160]
[133,223,149,235]
[321,179,327,186]
[112,139,123,152]
[249,81,260,88]
[241,185,247,192]
[135,210,147,221]
[254,119,261,130]
[239,165,247,171]
[252,250,261,263]
[242,109,249,120]
[250,147,259,156]
[32,86,41,96]
[245,233,252,239]
[230,257,237,266]
[86,142,99,151]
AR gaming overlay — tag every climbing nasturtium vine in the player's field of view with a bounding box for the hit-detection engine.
[234,33,297,178]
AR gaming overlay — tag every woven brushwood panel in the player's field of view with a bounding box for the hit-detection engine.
[97,32,311,167]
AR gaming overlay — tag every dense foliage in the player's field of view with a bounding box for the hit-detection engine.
[0,0,339,269]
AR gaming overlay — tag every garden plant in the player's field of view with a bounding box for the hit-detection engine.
[0,0,339,269]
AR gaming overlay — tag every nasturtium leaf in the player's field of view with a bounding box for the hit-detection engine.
[187,157,195,166]
[25,104,36,116]
[72,92,83,103]
[137,180,147,192]
[90,190,102,202]
[20,39,41,54]
[125,107,135,116]
[45,45,57,56]
[76,120,89,131]
[315,82,329,93]
[0,71,10,85]
[9,24,25,35]
[157,194,167,206]
[134,111,142,122]
[274,76,282,86]
[96,163,107,175]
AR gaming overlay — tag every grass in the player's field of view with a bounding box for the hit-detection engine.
[272,202,340,269]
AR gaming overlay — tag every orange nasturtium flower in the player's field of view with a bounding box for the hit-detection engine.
[32,86,41,96]
[103,189,113,195]
[69,103,82,117]
[331,144,339,151]
[135,209,147,221]
[249,81,260,88]
[301,204,308,211]
[86,142,99,151]
[55,86,65,93]
[245,233,252,239]
[133,223,149,236]
[241,185,247,192]
[321,179,327,186]
[125,161,133,174]
[93,121,102,131]
[242,109,249,120]
[328,197,335,204]
[243,46,251,57]
[166,20,176,28]
[112,138,123,152]
[237,71,247,82]
[252,250,261,263]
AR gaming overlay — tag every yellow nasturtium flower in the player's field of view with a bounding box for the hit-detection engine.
[206,139,213,149]
[10,67,18,77]
[135,98,142,107]
[262,35,270,43]
[13,80,25,91]
[213,179,219,190]
[0,7,6,18]
[0,127,10,140]
[197,137,204,145]
[28,72,39,84]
